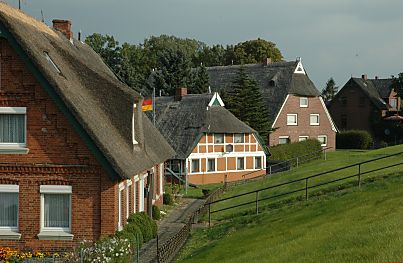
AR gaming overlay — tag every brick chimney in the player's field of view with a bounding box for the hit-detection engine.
[263,57,272,65]
[175,87,187,101]
[52,19,73,40]
[361,74,368,81]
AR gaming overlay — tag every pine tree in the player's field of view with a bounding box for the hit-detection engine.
[188,64,210,94]
[321,78,338,103]
[225,67,271,141]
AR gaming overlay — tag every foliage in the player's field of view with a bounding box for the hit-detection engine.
[152,205,161,220]
[202,189,212,197]
[229,38,283,65]
[127,212,157,242]
[224,67,272,140]
[0,247,69,262]
[392,72,403,99]
[336,130,373,149]
[116,223,144,246]
[188,64,210,94]
[163,193,174,205]
[268,139,322,161]
[321,77,338,103]
[78,237,133,263]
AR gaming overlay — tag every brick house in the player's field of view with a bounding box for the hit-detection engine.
[148,88,269,185]
[207,58,337,149]
[328,75,402,142]
[0,3,174,251]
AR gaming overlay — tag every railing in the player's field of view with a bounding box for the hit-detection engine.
[156,187,224,263]
[267,147,331,175]
[207,151,403,226]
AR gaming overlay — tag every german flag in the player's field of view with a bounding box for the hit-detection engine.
[142,98,153,111]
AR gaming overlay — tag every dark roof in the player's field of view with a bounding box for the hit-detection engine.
[149,93,257,159]
[371,78,394,98]
[0,3,174,179]
[350,78,391,110]
[206,61,321,122]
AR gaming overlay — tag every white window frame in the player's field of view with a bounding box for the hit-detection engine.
[38,185,73,240]
[234,133,244,143]
[300,97,308,108]
[279,136,290,145]
[118,182,124,229]
[139,175,145,212]
[126,180,132,219]
[299,136,309,142]
[310,114,320,126]
[0,185,19,232]
[287,114,297,126]
[132,104,138,145]
[0,107,27,148]
[214,133,225,144]
[318,135,327,147]
[191,159,200,173]
[236,157,245,170]
[133,177,139,213]
[207,158,216,172]
[254,156,262,169]
[159,164,163,195]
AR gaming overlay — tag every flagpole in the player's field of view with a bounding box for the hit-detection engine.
[153,87,156,126]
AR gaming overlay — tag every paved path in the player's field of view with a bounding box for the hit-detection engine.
[139,198,205,263]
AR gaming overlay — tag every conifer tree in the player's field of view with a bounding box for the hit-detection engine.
[188,64,210,94]
[225,67,271,141]
[321,78,338,103]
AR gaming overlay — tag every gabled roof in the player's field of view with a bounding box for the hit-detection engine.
[350,78,391,110]
[206,61,321,122]
[148,93,258,159]
[0,3,174,179]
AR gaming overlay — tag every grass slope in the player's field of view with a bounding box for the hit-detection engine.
[177,172,403,263]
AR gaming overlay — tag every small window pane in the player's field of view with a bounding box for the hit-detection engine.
[0,114,25,144]
[300,97,308,107]
[318,136,327,146]
[0,192,18,227]
[214,133,224,143]
[237,157,244,170]
[390,98,397,109]
[299,136,308,142]
[207,159,215,172]
[279,137,290,144]
[191,160,200,173]
[44,194,70,228]
[234,133,244,143]
[310,114,319,125]
[287,114,297,125]
[255,157,262,169]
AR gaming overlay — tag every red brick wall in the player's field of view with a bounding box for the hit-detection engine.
[269,95,336,150]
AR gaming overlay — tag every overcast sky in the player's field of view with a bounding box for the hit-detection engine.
[9,0,403,90]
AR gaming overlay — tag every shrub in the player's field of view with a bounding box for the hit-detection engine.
[163,193,174,205]
[268,139,322,161]
[127,212,157,242]
[152,205,161,220]
[336,130,373,149]
[202,189,212,197]
[116,223,144,245]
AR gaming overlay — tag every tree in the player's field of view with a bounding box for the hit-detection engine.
[321,78,338,103]
[392,73,403,101]
[225,68,271,140]
[227,39,283,65]
[188,64,210,94]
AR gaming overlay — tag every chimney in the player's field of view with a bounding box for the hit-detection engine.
[375,76,378,80]
[175,87,187,101]
[361,74,367,81]
[52,19,73,40]
[263,57,272,65]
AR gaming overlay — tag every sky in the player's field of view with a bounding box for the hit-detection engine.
[8,0,403,90]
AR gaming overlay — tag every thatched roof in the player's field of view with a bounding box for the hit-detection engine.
[148,93,257,159]
[206,61,321,122]
[0,3,174,179]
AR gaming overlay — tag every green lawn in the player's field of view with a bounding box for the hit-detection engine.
[210,145,403,220]
[176,171,403,263]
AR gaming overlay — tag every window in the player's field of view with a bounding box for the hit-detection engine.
[310,114,320,125]
[287,114,297,125]
[0,185,19,231]
[44,52,61,74]
[390,98,398,109]
[299,136,309,142]
[118,183,124,229]
[255,156,262,169]
[126,180,132,219]
[191,159,200,173]
[38,185,73,240]
[234,133,244,143]
[237,157,244,170]
[214,133,224,143]
[279,136,290,144]
[0,107,26,148]
[207,158,215,172]
[300,97,308,107]
[318,135,327,146]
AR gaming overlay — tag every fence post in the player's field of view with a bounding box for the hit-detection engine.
[80,248,84,263]
[358,164,361,188]
[269,165,272,175]
[208,203,211,227]
[305,178,309,201]
[156,234,159,263]
[296,157,299,168]
[255,191,259,215]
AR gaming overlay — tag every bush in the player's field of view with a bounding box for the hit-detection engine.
[163,193,174,205]
[116,223,144,245]
[268,139,322,161]
[127,212,157,242]
[152,205,161,220]
[336,130,373,149]
[202,189,212,197]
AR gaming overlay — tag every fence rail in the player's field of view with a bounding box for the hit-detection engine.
[207,150,403,225]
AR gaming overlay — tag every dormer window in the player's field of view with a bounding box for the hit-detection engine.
[44,52,61,74]
[132,104,138,145]
[300,97,308,107]
[390,98,398,109]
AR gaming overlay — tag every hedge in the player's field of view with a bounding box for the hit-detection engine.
[152,205,161,220]
[127,212,157,242]
[268,139,322,161]
[163,193,174,205]
[336,130,373,149]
